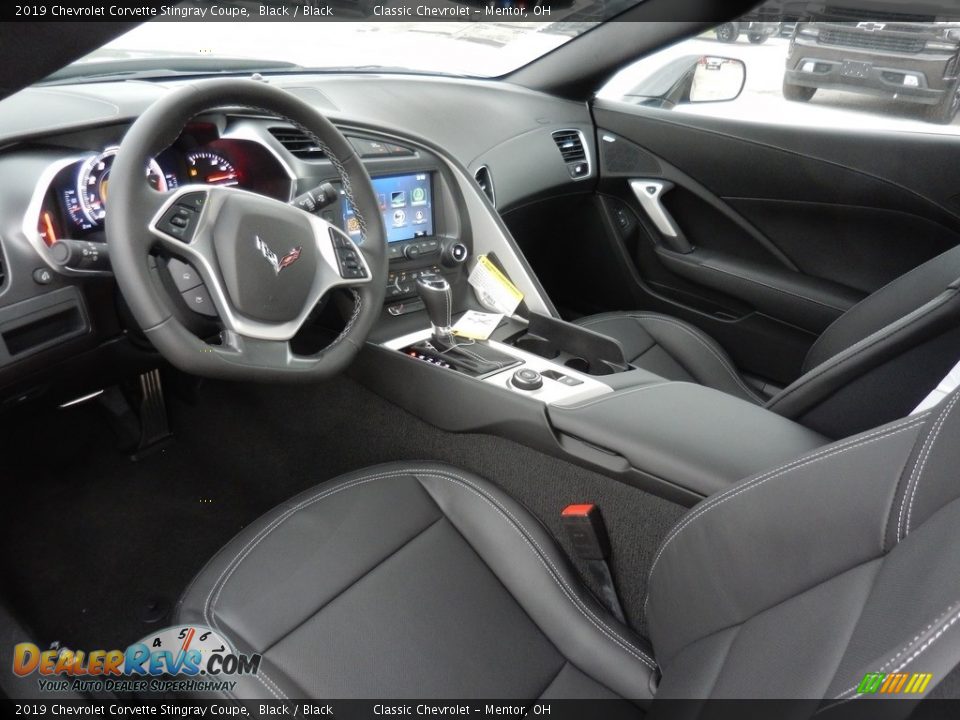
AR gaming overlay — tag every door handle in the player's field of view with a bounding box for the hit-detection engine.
[629,179,692,253]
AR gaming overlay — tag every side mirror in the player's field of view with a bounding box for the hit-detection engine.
[619,55,746,110]
[686,57,746,104]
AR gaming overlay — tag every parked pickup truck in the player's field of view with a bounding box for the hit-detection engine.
[783,20,960,123]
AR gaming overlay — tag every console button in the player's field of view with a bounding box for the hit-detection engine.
[420,239,440,254]
[511,368,543,391]
[403,243,420,260]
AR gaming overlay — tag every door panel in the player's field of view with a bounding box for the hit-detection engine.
[580,101,960,383]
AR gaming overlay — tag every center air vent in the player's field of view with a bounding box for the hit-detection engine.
[474,166,495,206]
[268,127,327,160]
[551,130,590,180]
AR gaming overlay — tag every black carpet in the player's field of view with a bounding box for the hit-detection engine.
[0,375,684,652]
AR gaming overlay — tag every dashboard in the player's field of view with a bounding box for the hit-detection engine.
[0,72,594,406]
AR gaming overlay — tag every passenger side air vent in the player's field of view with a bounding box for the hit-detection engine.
[474,166,495,206]
[551,129,591,181]
[552,130,586,163]
[268,127,327,160]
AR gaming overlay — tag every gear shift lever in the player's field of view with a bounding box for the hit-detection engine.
[416,274,454,344]
[408,273,517,377]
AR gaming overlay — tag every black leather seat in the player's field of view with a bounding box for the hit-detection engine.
[577,245,960,438]
[178,393,960,701]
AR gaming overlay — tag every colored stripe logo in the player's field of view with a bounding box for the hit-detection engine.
[857,672,933,695]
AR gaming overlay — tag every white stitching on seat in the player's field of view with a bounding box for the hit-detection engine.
[900,392,960,538]
[643,415,930,615]
[579,313,765,403]
[200,466,657,682]
[834,601,960,701]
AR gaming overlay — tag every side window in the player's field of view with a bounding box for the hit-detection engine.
[599,10,960,132]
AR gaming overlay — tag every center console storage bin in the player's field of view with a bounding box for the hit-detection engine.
[548,382,827,498]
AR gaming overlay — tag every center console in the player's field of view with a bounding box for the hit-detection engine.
[341,132,831,508]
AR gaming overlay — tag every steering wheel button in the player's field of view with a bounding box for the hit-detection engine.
[167,258,202,292]
[181,284,217,318]
[179,192,206,211]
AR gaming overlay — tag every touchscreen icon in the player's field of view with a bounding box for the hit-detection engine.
[414,209,427,224]
[411,187,427,206]
[391,191,406,208]
[393,209,407,227]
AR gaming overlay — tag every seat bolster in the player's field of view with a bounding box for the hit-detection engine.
[766,286,960,436]
[576,313,764,404]
[176,462,656,702]
[645,414,929,666]
[411,465,657,702]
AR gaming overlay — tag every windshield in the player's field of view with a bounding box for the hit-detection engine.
[47,1,643,82]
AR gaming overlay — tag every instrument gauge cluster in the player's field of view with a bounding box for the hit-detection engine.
[32,126,295,248]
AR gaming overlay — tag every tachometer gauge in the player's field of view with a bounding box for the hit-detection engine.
[77,147,167,225]
[185,150,238,186]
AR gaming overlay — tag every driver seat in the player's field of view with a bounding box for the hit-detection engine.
[176,391,960,702]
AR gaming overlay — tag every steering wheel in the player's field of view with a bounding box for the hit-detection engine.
[106,79,386,381]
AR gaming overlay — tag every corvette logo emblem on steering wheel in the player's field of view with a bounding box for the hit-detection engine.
[255,235,302,275]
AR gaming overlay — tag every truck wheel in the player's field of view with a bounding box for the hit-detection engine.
[715,23,739,43]
[927,85,960,124]
[783,79,817,102]
[748,34,768,44]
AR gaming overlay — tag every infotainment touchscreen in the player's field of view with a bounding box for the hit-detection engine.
[341,172,434,243]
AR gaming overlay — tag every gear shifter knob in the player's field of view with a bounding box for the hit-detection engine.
[416,274,453,343]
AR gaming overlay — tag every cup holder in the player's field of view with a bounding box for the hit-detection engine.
[564,357,590,373]
[514,335,560,360]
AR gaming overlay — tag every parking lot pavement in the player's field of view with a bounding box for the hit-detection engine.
[600,36,960,133]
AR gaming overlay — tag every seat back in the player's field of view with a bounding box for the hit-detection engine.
[646,390,960,701]
[766,245,960,438]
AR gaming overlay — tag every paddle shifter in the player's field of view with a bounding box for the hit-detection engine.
[416,274,454,345]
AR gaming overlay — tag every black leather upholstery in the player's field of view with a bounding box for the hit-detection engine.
[577,245,960,437]
[575,312,766,404]
[176,462,656,701]
[177,395,960,701]
[647,393,960,700]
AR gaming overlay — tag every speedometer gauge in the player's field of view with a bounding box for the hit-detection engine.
[77,147,168,224]
[185,150,238,186]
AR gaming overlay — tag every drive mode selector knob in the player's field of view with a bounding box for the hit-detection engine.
[511,368,543,391]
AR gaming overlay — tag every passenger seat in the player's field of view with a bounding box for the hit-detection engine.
[577,245,960,438]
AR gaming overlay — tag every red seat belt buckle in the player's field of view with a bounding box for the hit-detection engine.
[561,503,612,561]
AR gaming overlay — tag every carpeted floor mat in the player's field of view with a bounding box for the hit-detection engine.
[0,374,685,652]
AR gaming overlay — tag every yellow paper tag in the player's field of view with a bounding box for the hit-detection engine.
[469,255,524,315]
